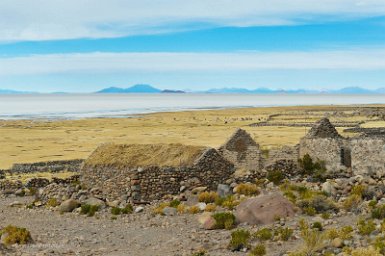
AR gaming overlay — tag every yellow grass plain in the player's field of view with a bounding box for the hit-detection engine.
[0,105,382,169]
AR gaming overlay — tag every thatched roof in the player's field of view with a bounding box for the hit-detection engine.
[84,143,208,168]
[305,118,342,139]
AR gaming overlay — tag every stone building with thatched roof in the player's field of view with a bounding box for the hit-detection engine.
[299,118,351,171]
[218,128,262,172]
[81,143,234,202]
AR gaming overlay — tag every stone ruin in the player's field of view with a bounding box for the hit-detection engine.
[218,128,262,172]
[300,118,385,177]
[81,143,234,202]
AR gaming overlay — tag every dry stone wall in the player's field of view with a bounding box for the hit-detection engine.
[351,137,385,177]
[81,148,234,202]
[8,159,83,174]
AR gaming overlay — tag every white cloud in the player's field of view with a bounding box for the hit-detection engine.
[1,0,385,41]
[1,49,385,75]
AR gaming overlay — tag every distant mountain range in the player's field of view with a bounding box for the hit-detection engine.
[1,85,385,94]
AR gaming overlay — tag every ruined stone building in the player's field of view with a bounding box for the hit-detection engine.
[299,118,350,171]
[81,143,234,202]
[218,128,262,172]
[299,118,385,177]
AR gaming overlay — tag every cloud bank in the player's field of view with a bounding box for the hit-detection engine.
[1,0,385,41]
[1,49,385,76]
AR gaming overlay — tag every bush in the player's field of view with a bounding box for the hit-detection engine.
[205,204,216,212]
[188,205,200,214]
[373,236,385,254]
[111,204,133,215]
[311,222,323,231]
[177,204,187,214]
[298,219,327,255]
[0,225,32,245]
[212,212,236,230]
[298,195,337,214]
[216,195,239,210]
[357,218,376,236]
[228,229,251,251]
[80,204,99,217]
[153,202,169,215]
[267,170,285,185]
[169,199,181,208]
[111,207,121,215]
[343,194,362,211]
[46,198,59,208]
[298,154,327,181]
[254,228,273,241]
[249,243,266,256]
[275,227,293,241]
[234,183,259,196]
[372,204,385,219]
[198,192,219,204]
[121,204,133,214]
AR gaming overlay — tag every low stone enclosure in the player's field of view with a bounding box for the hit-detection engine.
[80,118,385,203]
[81,144,235,202]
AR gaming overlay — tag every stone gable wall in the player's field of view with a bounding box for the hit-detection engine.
[299,137,349,171]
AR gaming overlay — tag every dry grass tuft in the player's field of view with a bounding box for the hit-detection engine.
[84,143,207,168]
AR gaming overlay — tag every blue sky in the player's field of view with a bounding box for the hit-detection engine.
[1,0,385,92]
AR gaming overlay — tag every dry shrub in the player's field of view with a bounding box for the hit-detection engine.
[188,205,200,214]
[205,204,216,212]
[234,183,259,196]
[198,192,219,203]
[0,225,32,245]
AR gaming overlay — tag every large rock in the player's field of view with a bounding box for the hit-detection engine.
[217,184,231,198]
[83,197,105,208]
[234,193,295,225]
[59,199,80,213]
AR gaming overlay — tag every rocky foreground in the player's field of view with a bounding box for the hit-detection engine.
[2,167,385,256]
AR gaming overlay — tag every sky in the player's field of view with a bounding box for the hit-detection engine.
[1,0,385,92]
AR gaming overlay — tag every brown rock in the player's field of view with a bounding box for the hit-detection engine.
[234,192,295,225]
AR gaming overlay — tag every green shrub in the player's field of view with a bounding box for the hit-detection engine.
[228,229,251,251]
[0,225,32,245]
[373,236,385,254]
[303,206,316,216]
[111,207,121,215]
[248,243,266,256]
[254,228,273,241]
[275,227,293,241]
[298,219,327,255]
[372,204,385,219]
[298,154,327,181]
[212,212,236,230]
[311,222,323,231]
[121,204,133,214]
[80,204,99,217]
[357,218,376,236]
[216,195,239,210]
[169,199,181,208]
[267,170,284,185]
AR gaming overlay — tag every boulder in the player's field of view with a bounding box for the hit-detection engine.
[83,197,105,208]
[217,184,231,198]
[198,212,216,230]
[162,207,177,216]
[234,193,295,225]
[59,199,80,213]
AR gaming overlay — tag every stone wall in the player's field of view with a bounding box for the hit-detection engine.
[8,159,83,174]
[264,145,300,176]
[218,129,262,172]
[351,137,385,177]
[299,138,349,171]
[81,148,234,202]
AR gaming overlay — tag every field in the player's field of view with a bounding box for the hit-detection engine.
[0,105,383,169]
